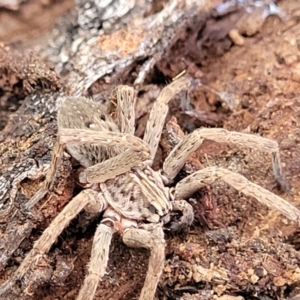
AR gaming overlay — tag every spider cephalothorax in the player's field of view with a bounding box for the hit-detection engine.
[0,77,299,300]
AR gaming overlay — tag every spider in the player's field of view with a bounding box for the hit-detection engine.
[0,77,299,300]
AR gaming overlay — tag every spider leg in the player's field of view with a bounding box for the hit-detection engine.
[122,225,165,300]
[59,128,151,184]
[163,128,288,192]
[25,139,65,210]
[60,128,150,153]
[143,76,190,161]
[79,149,149,184]
[0,189,106,297]
[76,223,114,300]
[108,85,136,135]
[174,167,300,224]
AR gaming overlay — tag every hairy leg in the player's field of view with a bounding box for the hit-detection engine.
[76,223,115,300]
[25,140,65,210]
[80,149,150,184]
[143,76,190,161]
[175,166,300,224]
[122,225,165,300]
[60,128,150,153]
[0,189,105,296]
[163,128,288,191]
[60,128,151,183]
[109,85,136,135]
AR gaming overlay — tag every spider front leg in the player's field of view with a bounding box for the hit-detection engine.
[143,76,190,161]
[0,189,107,297]
[122,225,165,300]
[108,85,137,135]
[163,128,289,192]
[174,167,300,224]
[60,128,151,184]
[82,149,152,184]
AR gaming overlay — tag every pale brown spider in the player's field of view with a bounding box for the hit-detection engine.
[0,77,299,300]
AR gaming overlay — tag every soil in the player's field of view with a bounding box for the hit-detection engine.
[1,0,300,299]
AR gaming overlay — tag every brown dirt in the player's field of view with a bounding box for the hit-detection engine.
[1,0,300,299]
[0,0,74,45]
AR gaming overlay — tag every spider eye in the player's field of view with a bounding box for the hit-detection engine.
[148,204,157,214]
[100,114,106,121]
[85,121,95,128]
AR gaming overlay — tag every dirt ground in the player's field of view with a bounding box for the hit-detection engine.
[1,0,300,299]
